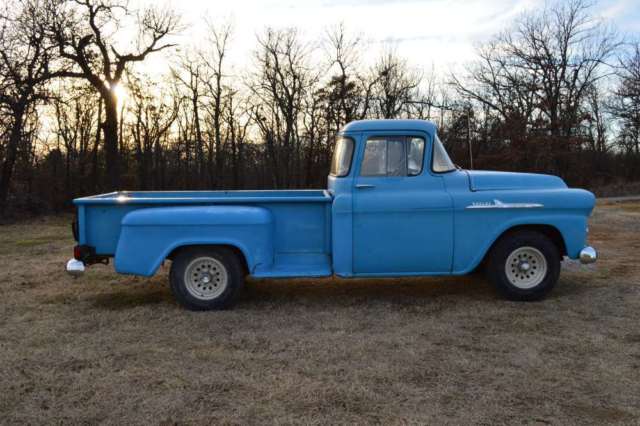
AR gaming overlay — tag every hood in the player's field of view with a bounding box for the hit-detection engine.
[466,170,567,192]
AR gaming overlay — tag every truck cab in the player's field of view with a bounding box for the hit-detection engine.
[329,120,456,276]
[67,119,597,310]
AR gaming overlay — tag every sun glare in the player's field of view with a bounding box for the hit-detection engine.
[111,83,128,108]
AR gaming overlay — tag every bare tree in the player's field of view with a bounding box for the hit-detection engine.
[127,75,177,190]
[199,20,233,188]
[610,42,640,155]
[249,28,313,187]
[453,0,619,139]
[44,0,179,190]
[451,38,537,136]
[51,83,100,197]
[370,48,421,119]
[173,55,206,186]
[0,0,74,209]
[322,23,364,130]
[222,88,251,188]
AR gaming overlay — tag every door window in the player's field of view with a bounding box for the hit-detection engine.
[387,140,406,176]
[408,137,425,176]
[360,138,388,176]
[360,136,425,176]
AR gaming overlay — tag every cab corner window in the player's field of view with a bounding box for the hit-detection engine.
[360,136,425,177]
[432,135,456,173]
[330,136,354,177]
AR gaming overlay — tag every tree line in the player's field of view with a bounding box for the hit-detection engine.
[1,0,639,216]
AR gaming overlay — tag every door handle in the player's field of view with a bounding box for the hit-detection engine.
[355,184,375,189]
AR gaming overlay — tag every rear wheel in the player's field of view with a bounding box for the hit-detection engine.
[486,231,560,301]
[169,247,244,310]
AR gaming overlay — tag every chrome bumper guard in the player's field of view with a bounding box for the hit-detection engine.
[579,246,597,264]
[66,258,85,277]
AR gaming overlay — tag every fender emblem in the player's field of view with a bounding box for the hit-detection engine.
[466,199,544,209]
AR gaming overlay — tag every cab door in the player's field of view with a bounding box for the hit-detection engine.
[351,132,453,274]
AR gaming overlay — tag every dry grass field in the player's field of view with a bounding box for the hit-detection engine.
[1,201,639,425]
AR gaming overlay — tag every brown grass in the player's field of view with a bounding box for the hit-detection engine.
[1,204,639,424]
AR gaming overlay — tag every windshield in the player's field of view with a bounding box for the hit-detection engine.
[432,134,456,173]
[330,136,354,177]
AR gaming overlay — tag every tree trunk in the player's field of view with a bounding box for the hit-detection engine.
[133,114,146,191]
[103,94,120,191]
[0,109,24,212]
[91,99,103,192]
[214,106,222,189]
[192,95,205,188]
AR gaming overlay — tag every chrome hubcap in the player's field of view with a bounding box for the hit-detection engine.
[184,256,228,300]
[505,246,547,289]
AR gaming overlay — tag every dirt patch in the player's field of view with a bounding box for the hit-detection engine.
[0,206,639,424]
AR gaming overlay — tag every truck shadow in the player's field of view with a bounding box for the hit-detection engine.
[87,273,590,311]
[90,287,172,311]
[86,274,494,311]
[241,275,495,308]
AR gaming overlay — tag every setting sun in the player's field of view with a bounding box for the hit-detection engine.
[111,83,128,107]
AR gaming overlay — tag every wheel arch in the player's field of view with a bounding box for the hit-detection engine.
[483,224,567,264]
[167,244,250,275]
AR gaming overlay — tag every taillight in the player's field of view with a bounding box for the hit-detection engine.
[72,245,98,264]
[73,245,82,260]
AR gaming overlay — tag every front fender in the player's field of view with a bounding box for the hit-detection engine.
[114,206,274,276]
[453,212,588,274]
[447,186,595,274]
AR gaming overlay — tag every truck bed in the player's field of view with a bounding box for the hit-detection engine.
[74,190,333,278]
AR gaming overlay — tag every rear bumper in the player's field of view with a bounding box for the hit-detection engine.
[66,258,85,277]
[66,245,109,277]
[579,246,597,264]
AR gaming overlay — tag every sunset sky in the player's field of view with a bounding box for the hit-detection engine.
[141,0,640,77]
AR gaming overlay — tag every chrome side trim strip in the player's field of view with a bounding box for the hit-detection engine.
[466,199,544,209]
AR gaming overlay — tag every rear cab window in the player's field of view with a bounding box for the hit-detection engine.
[330,136,355,177]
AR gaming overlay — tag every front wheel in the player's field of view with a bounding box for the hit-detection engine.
[486,231,560,301]
[169,247,245,310]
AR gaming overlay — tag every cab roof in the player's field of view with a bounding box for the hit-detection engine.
[340,119,437,134]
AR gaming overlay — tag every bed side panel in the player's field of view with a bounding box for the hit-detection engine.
[114,206,274,276]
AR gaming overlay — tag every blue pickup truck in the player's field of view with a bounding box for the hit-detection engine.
[67,120,597,310]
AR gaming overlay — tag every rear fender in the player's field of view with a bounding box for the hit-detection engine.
[114,206,273,276]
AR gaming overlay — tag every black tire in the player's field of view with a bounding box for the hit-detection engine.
[169,246,245,311]
[486,230,560,301]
